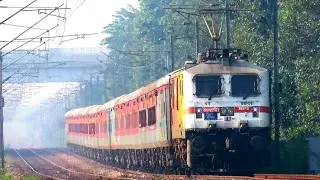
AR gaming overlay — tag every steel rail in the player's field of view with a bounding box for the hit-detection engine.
[13,149,65,180]
[29,149,137,180]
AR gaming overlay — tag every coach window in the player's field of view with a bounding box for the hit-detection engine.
[81,124,84,134]
[139,110,147,127]
[194,75,222,98]
[148,106,156,126]
[89,123,95,135]
[231,74,260,97]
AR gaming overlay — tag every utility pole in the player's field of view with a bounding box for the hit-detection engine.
[195,18,200,55]
[273,0,280,173]
[169,35,174,72]
[90,75,93,105]
[0,51,4,168]
[225,0,231,49]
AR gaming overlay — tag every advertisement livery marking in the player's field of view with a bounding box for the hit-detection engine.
[186,106,270,114]
[202,107,220,113]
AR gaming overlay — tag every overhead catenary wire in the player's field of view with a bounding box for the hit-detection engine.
[1,25,59,58]
[1,33,98,42]
[163,3,211,39]
[3,53,45,84]
[99,51,165,69]
[47,0,88,60]
[2,0,89,83]
[0,6,70,10]
[3,75,32,94]
[2,39,49,72]
[2,23,47,31]
[0,0,38,25]
[2,0,91,106]
[0,4,64,51]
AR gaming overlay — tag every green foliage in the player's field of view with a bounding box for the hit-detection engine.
[0,169,13,180]
[0,168,40,180]
[279,138,309,174]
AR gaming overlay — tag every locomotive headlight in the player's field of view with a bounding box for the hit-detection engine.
[195,107,202,119]
[220,107,234,116]
[253,106,259,117]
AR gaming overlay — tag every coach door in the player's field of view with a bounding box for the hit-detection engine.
[157,86,171,142]
[108,108,115,149]
[165,86,172,141]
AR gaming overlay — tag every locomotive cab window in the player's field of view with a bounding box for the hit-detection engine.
[231,74,260,97]
[194,75,222,97]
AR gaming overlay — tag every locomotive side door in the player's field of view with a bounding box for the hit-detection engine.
[170,75,184,139]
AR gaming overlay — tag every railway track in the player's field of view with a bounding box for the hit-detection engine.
[254,174,320,180]
[13,148,136,180]
[12,148,320,180]
[64,147,320,180]
[44,148,235,179]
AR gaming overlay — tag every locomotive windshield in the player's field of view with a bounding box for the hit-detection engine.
[231,74,259,97]
[195,75,222,97]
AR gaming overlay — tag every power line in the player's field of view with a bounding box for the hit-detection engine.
[0,0,38,25]
[0,4,63,50]
[0,6,70,9]
[1,0,89,83]
[66,0,87,19]
[46,0,87,60]
[2,51,44,84]
[1,33,98,42]
[1,25,58,58]
[2,23,47,31]
[99,51,164,69]
[2,40,49,71]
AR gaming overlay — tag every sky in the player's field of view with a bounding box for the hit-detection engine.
[1,0,141,148]
[0,0,139,50]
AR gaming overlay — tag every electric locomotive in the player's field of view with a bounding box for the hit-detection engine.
[182,49,270,172]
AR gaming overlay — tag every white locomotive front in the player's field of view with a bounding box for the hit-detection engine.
[183,49,271,171]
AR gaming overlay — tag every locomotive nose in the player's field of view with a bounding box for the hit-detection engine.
[250,135,266,150]
[192,136,206,153]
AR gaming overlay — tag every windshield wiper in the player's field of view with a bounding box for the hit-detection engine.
[208,90,217,100]
[208,93,213,100]
[243,89,255,100]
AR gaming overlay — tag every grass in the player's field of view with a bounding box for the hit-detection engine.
[0,168,40,180]
[0,168,13,180]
